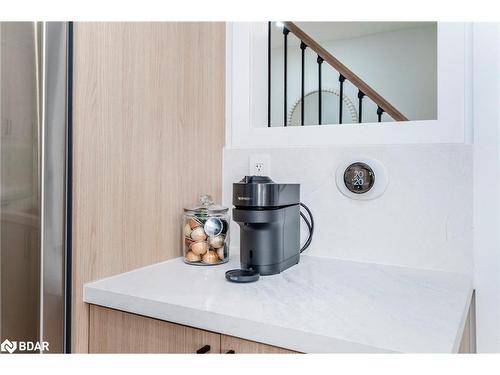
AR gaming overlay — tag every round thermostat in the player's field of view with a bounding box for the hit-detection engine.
[335,158,388,201]
[343,162,375,194]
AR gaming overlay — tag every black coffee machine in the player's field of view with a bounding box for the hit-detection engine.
[226,176,313,283]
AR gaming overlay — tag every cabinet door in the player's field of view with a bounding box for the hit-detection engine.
[89,305,221,353]
[221,334,298,354]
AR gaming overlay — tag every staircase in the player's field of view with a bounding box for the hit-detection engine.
[269,21,409,126]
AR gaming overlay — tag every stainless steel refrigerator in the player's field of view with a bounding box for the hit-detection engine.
[0,22,72,354]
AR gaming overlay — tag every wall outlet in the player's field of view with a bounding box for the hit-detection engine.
[249,154,271,176]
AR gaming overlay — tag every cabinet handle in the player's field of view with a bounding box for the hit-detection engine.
[226,350,235,354]
[196,345,211,354]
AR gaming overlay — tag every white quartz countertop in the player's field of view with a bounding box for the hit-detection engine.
[84,255,473,353]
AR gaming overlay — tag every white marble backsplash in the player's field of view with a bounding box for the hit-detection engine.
[223,144,473,275]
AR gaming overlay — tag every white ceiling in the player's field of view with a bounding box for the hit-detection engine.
[271,21,436,48]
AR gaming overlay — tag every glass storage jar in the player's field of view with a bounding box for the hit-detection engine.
[183,195,230,265]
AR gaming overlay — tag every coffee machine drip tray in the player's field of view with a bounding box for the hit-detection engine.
[225,269,260,283]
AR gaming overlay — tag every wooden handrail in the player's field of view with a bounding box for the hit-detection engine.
[283,22,408,122]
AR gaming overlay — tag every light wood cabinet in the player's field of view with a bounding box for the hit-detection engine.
[221,335,296,354]
[89,305,221,353]
[89,305,297,354]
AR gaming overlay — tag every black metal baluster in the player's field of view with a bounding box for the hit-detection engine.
[300,41,307,126]
[338,74,345,124]
[267,21,271,127]
[317,55,323,125]
[377,106,384,123]
[357,91,365,123]
[283,27,289,127]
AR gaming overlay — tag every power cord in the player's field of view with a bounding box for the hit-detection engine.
[299,202,314,253]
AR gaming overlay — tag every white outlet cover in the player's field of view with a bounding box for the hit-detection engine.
[249,154,271,176]
[335,157,388,200]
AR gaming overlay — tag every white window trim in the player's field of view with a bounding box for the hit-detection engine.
[226,22,472,148]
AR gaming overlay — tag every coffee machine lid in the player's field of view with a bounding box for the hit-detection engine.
[239,175,274,184]
[233,175,300,208]
[225,269,260,283]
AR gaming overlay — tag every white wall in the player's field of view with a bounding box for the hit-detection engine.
[223,144,472,275]
[472,23,500,353]
[270,25,437,126]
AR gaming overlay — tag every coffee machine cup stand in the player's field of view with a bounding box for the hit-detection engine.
[225,176,314,283]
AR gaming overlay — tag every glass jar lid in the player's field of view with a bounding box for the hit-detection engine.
[184,195,228,215]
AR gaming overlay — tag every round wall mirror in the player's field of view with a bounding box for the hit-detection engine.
[288,89,358,126]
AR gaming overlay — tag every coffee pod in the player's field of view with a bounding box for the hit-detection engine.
[190,227,207,241]
[202,250,219,264]
[204,217,224,237]
[185,251,201,262]
[188,217,201,229]
[185,237,194,248]
[209,234,225,249]
[183,223,192,237]
[191,241,209,256]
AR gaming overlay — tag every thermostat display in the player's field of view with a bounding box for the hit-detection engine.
[343,162,375,194]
